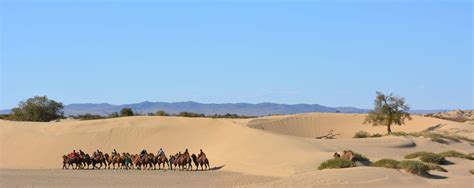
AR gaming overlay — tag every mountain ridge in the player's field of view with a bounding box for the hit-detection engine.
[0,101,454,116]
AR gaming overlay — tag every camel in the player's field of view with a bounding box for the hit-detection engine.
[109,153,123,169]
[144,153,156,170]
[82,154,92,169]
[155,153,169,170]
[169,155,178,170]
[175,152,192,170]
[92,152,107,169]
[132,154,147,170]
[191,154,210,171]
[62,154,83,170]
[121,153,132,170]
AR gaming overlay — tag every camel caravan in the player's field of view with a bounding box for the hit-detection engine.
[62,148,210,171]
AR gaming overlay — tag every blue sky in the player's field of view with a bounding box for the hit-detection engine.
[1,0,472,110]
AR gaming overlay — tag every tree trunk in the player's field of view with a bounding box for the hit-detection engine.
[387,124,392,134]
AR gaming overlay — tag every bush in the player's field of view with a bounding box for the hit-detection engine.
[390,132,409,136]
[371,159,400,169]
[438,150,473,160]
[404,152,447,164]
[178,112,206,118]
[120,108,134,117]
[155,110,169,116]
[318,158,355,170]
[470,169,474,175]
[426,163,448,173]
[353,131,370,138]
[404,152,432,159]
[371,133,383,137]
[8,96,64,122]
[352,151,371,165]
[75,113,104,120]
[397,160,431,176]
[419,153,447,164]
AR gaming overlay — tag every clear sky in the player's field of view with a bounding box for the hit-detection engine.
[1,0,472,110]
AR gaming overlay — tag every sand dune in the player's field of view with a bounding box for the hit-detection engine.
[1,113,473,187]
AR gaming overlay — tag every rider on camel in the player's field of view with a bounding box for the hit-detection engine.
[157,148,165,157]
[69,150,77,158]
[199,149,206,158]
[140,148,147,160]
[112,149,118,157]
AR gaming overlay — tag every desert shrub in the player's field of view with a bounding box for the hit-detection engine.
[390,132,409,136]
[208,113,257,119]
[426,163,448,172]
[419,153,447,164]
[404,152,432,159]
[371,133,383,137]
[353,131,370,138]
[371,159,400,169]
[318,158,355,170]
[351,151,371,165]
[470,169,474,175]
[404,152,447,164]
[76,113,104,120]
[397,160,431,176]
[438,150,473,160]
[178,112,206,118]
[0,114,10,119]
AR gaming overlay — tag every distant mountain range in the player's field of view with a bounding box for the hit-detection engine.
[0,101,369,116]
[0,101,452,116]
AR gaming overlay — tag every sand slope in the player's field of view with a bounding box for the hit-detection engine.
[1,113,473,187]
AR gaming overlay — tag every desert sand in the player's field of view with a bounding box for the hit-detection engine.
[1,113,473,187]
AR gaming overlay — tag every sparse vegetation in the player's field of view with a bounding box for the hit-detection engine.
[178,111,206,118]
[7,96,64,122]
[426,163,447,172]
[397,160,431,176]
[438,150,474,160]
[74,113,104,120]
[388,131,474,145]
[364,92,411,134]
[318,158,355,170]
[419,153,448,165]
[371,159,400,169]
[470,169,474,175]
[352,151,371,164]
[353,131,370,138]
[208,113,256,119]
[404,152,447,165]
[405,151,432,159]
[353,131,383,138]
[371,133,382,137]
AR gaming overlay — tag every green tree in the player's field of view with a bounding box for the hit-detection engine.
[119,108,134,116]
[364,92,411,134]
[155,110,169,116]
[10,96,64,122]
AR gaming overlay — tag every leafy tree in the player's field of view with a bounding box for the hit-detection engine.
[364,92,411,134]
[155,110,169,116]
[119,108,134,116]
[9,96,64,122]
